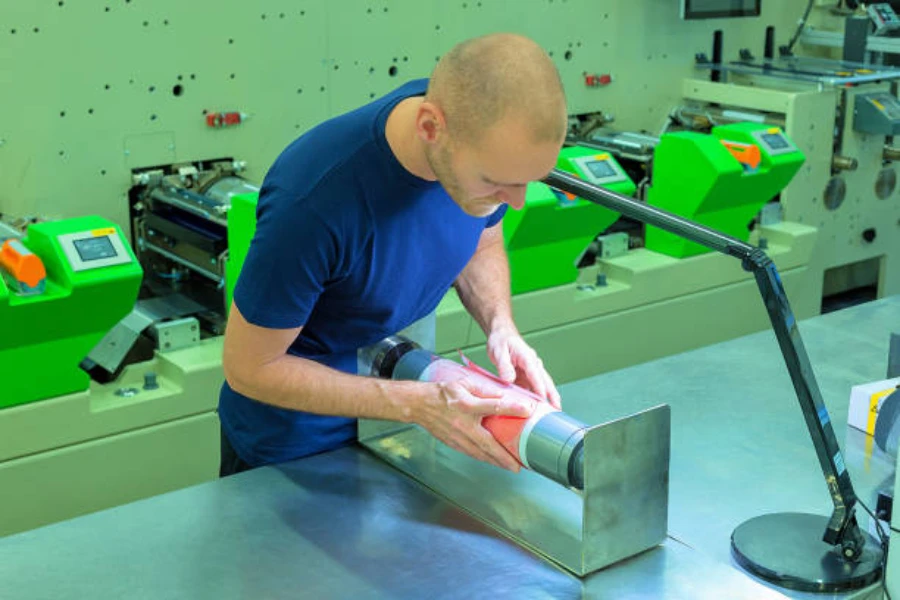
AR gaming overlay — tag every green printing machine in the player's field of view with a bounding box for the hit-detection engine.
[0,217,142,409]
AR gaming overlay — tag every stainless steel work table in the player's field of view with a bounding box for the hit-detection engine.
[1,296,898,599]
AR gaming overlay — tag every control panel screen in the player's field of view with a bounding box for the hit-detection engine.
[761,133,790,150]
[585,160,617,179]
[73,236,117,262]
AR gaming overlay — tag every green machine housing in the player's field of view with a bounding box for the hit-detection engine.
[503,147,635,295]
[645,123,805,258]
[0,216,142,408]
[225,193,258,312]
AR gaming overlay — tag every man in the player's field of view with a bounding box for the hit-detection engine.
[220,33,567,477]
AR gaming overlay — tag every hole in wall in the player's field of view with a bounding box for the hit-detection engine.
[297,88,303,94]
[101,169,107,175]
[142,21,148,26]
[60,111,66,117]
[150,114,157,121]
[149,85,155,92]
[33,27,40,33]
[564,50,573,60]
[88,108,94,114]
[104,83,111,90]
[388,65,398,76]
[172,84,183,96]
[229,73,235,79]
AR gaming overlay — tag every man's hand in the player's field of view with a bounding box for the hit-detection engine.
[412,378,532,472]
[487,325,562,409]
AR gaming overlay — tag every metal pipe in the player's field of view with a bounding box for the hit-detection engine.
[143,241,223,284]
[832,155,859,171]
[884,146,900,161]
[673,105,786,129]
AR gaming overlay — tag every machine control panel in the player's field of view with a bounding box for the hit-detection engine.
[570,154,629,186]
[750,128,798,157]
[58,228,132,272]
[869,3,900,36]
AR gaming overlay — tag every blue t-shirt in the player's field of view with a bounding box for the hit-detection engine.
[219,79,507,467]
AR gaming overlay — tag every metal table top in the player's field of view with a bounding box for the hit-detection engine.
[1,296,898,599]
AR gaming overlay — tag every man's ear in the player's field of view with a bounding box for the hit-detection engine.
[415,101,447,144]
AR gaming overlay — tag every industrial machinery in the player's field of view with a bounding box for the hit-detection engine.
[681,55,900,306]
[129,158,259,335]
[503,147,633,294]
[435,122,816,382]
[0,208,229,536]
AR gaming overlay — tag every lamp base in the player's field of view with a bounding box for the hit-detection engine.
[731,512,883,593]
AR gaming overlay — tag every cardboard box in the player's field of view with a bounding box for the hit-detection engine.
[848,377,900,435]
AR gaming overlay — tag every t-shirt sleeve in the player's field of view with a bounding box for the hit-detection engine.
[485,204,508,228]
[233,184,342,330]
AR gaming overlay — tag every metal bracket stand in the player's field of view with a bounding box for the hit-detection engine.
[542,169,884,592]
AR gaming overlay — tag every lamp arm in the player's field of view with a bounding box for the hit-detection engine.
[542,168,865,559]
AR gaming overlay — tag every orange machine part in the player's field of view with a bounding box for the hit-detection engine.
[721,140,762,171]
[0,239,46,289]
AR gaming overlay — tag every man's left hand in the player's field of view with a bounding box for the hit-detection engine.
[486,325,561,409]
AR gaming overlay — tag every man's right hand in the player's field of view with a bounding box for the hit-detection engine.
[412,379,533,472]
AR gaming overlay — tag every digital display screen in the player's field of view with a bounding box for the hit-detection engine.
[585,160,617,179]
[73,236,117,262]
[682,0,761,19]
[761,133,790,150]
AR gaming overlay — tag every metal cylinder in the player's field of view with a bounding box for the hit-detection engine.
[884,146,900,161]
[362,336,587,490]
[672,105,786,130]
[203,176,260,204]
[832,155,859,172]
[521,411,586,489]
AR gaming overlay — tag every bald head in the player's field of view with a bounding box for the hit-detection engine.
[426,34,567,146]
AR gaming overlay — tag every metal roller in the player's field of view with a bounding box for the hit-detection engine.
[364,336,587,490]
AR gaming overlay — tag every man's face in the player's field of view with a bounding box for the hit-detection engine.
[425,116,563,218]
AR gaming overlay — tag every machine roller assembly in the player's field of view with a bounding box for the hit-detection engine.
[364,336,587,490]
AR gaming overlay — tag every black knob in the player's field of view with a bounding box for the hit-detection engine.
[863,228,877,243]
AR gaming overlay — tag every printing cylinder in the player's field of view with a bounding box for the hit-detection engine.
[364,336,586,489]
